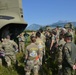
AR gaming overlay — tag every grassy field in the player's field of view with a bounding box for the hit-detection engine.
[0,52,25,75]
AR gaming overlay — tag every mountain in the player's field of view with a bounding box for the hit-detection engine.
[26,21,76,31]
[26,24,42,31]
[49,21,76,28]
[71,22,76,26]
[49,21,68,28]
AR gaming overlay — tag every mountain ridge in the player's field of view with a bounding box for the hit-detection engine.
[26,21,76,31]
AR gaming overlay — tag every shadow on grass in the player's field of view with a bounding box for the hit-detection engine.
[16,65,25,75]
[2,57,25,75]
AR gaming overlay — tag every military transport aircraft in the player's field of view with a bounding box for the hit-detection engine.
[0,0,27,39]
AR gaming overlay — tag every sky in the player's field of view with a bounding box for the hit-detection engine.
[22,0,76,26]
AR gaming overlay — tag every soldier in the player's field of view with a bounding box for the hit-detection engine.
[24,35,40,75]
[68,28,74,43]
[31,31,35,37]
[50,30,57,56]
[1,35,18,67]
[35,31,45,66]
[24,32,29,43]
[61,28,67,35]
[39,29,46,43]
[0,41,4,66]
[57,33,66,75]
[55,26,60,43]
[62,32,76,75]
[17,33,25,52]
[45,30,51,50]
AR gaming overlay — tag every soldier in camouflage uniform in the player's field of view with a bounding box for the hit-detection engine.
[35,31,45,66]
[55,26,60,43]
[24,35,40,75]
[62,32,76,75]
[57,33,66,75]
[0,41,4,66]
[17,33,25,52]
[50,29,58,61]
[1,35,18,67]
[68,28,74,43]
[45,30,51,50]
[39,29,46,43]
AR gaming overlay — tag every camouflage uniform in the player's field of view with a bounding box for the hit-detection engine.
[50,31,57,60]
[39,29,46,43]
[41,33,46,43]
[0,43,3,66]
[1,38,18,66]
[45,30,51,49]
[35,38,45,65]
[57,37,65,75]
[70,31,74,43]
[68,29,74,43]
[24,43,40,75]
[62,32,76,75]
[55,26,60,43]
[18,33,25,52]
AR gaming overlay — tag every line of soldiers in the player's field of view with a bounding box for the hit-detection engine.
[44,26,76,75]
[0,26,76,75]
[24,26,76,75]
[0,30,45,75]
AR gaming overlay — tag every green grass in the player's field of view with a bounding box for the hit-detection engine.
[0,65,18,75]
[0,52,25,75]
